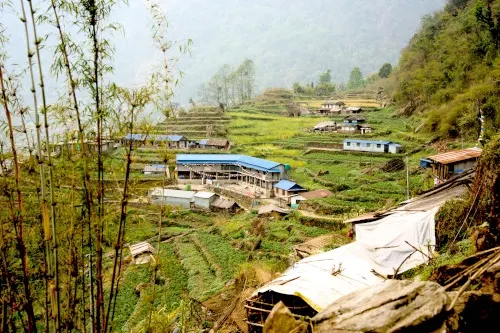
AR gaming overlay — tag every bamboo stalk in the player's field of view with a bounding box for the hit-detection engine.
[26,0,62,329]
[104,101,137,333]
[0,63,37,332]
[50,1,94,329]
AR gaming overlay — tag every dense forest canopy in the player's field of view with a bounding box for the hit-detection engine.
[392,0,500,139]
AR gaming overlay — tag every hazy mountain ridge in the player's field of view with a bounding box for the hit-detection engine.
[115,0,446,103]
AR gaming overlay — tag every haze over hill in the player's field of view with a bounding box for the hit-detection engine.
[115,0,446,103]
[1,0,445,107]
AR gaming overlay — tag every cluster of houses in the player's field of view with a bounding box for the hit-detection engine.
[316,100,363,115]
[122,134,230,150]
[313,115,372,135]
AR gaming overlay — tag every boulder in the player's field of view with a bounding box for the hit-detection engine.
[312,280,449,333]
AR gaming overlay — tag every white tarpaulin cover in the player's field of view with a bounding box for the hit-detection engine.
[253,207,439,311]
[355,207,438,275]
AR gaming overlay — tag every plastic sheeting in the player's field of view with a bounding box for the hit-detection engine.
[253,207,439,311]
[355,207,437,275]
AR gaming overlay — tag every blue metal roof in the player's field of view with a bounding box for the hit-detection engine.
[176,154,283,172]
[124,134,186,142]
[155,134,186,142]
[124,133,147,141]
[199,139,208,145]
[344,139,393,145]
[274,180,306,191]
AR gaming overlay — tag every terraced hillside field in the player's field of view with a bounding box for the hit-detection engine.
[227,107,446,216]
[154,107,230,139]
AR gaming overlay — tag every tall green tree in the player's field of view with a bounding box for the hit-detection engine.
[319,69,332,84]
[378,63,393,78]
[347,67,365,90]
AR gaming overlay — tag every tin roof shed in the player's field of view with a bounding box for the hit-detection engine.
[428,147,482,165]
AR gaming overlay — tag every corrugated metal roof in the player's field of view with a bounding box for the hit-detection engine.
[150,188,196,199]
[200,139,229,146]
[324,100,345,105]
[211,198,238,209]
[124,134,186,142]
[313,121,336,129]
[144,164,165,172]
[194,191,217,199]
[428,147,482,165]
[346,106,362,111]
[301,189,333,199]
[129,242,156,256]
[274,180,306,191]
[176,154,283,172]
[344,139,392,145]
[258,204,289,215]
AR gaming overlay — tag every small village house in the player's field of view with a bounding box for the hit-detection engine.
[128,242,156,264]
[123,134,190,149]
[273,180,306,198]
[193,191,219,209]
[198,139,230,150]
[148,188,196,208]
[343,139,403,154]
[290,189,333,206]
[343,106,362,114]
[257,204,289,217]
[338,123,361,134]
[313,121,337,132]
[317,100,345,115]
[52,139,115,155]
[343,115,366,124]
[360,126,373,134]
[211,197,241,213]
[421,147,482,184]
[143,164,166,176]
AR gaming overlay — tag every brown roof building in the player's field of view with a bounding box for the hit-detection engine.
[424,147,482,184]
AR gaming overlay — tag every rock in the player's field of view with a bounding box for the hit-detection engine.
[263,301,308,333]
[312,280,449,333]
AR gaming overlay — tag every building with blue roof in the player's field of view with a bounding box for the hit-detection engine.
[273,180,306,198]
[176,154,287,197]
[343,139,403,154]
[123,133,190,149]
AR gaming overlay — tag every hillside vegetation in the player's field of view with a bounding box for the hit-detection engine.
[393,0,500,139]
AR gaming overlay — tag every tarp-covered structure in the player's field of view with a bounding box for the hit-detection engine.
[246,170,473,330]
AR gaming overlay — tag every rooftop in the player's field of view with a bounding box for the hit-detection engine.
[124,134,187,142]
[176,154,283,172]
[194,191,217,199]
[344,139,393,145]
[274,180,306,191]
[200,139,229,146]
[150,188,196,199]
[301,189,333,199]
[211,198,238,209]
[313,121,337,128]
[428,147,482,165]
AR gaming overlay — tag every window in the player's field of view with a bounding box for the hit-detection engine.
[366,143,371,148]
[377,144,381,148]
[356,143,360,147]
[346,142,351,146]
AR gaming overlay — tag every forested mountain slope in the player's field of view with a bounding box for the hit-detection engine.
[113,0,445,102]
[393,0,500,139]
